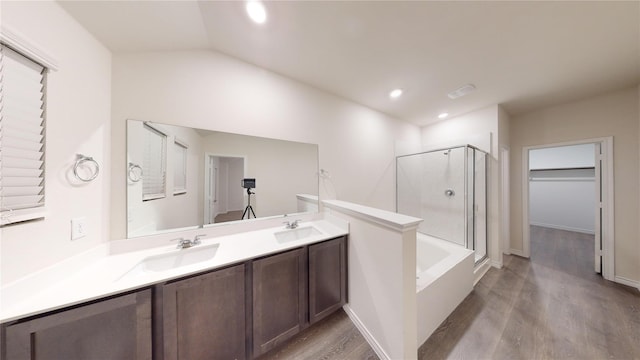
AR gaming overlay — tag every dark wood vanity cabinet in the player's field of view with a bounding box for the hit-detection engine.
[252,247,307,357]
[161,263,246,360]
[2,289,152,360]
[1,236,348,360]
[308,236,347,324]
[251,236,347,357]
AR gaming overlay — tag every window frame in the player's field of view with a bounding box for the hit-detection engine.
[0,44,48,226]
[172,138,188,195]
[141,122,167,202]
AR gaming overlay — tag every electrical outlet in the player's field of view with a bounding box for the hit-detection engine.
[71,217,87,240]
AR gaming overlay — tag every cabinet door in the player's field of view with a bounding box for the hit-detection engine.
[3,289,152,360]
[252,248,306,357]
[162,263,246,360]
[309,236,347,324]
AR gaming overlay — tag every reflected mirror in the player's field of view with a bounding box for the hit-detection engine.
[126,119,319,238]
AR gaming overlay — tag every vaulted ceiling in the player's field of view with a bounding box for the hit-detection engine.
[59,1,640,126]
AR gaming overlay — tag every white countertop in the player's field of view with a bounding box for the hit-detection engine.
[0,219,348,324]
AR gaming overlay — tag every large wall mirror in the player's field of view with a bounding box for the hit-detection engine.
[126,119,319,238]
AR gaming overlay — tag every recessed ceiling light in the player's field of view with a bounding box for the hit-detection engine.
[246,1,267,24]
[438,113,449,119]
[389,89,403,99]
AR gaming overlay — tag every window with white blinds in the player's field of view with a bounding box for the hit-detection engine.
[173,139,187,195]
[142,123,166,201]
[0,45,47,226]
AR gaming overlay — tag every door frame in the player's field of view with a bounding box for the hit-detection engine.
[204,153,247,224]
[521,136,614,281]
[500,146,510,257]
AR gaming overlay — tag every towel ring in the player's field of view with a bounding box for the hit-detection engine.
[74,154,99,182]
[128,162,143,182]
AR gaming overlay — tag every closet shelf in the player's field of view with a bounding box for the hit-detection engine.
[530,166,595,171]
[529,177,595,182]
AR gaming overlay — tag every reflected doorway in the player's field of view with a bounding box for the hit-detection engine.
[204,155,245,224]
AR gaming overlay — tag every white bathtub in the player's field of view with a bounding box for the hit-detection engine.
[416,233,474,346]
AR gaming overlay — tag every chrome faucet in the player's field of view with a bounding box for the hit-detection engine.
[173,234,206,249]
[283,220,300,229]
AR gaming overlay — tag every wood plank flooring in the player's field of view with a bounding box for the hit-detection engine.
[258,310,378,360]
[214,210,243,223]
[420,226,640,359]
[257,225,639,359]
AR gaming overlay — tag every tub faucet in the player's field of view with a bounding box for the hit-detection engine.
[284,220,300,229]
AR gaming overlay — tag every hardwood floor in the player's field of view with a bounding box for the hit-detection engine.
[214,210,243,223]
[258,225,639,359]
[258,310,379,360]
[420,226,640,359]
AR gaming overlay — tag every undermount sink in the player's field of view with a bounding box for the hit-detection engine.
[274,226,322,243]
[120,243,219,280]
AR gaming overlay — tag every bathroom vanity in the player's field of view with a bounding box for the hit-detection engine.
[0,222,347,360]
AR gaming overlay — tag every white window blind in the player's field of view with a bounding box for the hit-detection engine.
[0,45,47,226]
[173,139,187,195]
[142,123,166,201]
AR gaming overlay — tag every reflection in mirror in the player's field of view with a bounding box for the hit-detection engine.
[127,120,319,238]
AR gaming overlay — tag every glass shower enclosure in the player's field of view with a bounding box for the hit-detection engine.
[397,145,487,263]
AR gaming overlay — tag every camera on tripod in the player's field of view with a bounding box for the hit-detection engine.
[241,178,255,189]
[241,178,256,219]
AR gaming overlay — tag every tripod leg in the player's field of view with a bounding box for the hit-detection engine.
[249,205,256,219]
[242,206,250,219]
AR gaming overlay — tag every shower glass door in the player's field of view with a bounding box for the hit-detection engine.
[397,145,488,264]
[397,147,466,246]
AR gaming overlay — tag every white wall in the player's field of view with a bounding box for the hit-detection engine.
[529,143,595,169]
[0,2,112,285]
[110,51,421,239]
[227,158,244,211]
[421,106,504,267]
[201,132,318,220]
[510,87,639,283]
[529,144,596,234]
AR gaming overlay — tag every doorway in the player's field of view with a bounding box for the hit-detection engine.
[521,137,614,281]
[204,154,245,224]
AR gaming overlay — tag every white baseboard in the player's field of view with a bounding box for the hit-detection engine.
[614,276,640,291]
[342,305,390,360]
[529,221,595,235]
[509,248,527,257]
